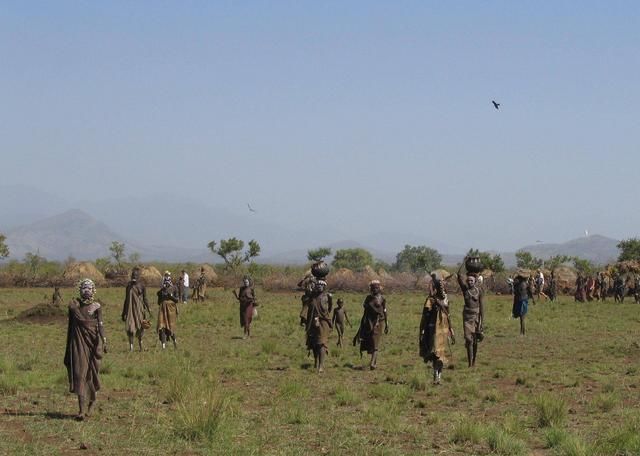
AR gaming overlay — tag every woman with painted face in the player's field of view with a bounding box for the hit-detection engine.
[234,276,257,339]
[457,260,485,368]
[64,278,107,421]
[157,272,179,349]
[354,280,388,370]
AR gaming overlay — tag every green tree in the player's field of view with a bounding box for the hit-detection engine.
[307,247,332,262]
[543,255,572,270]
[208,238,261,270]
[0,233,9,259]
[395,245,442,273]
[465,249,505,273]
[332,248,374,271]
[128,252,141,264]
[24,251,46,277]
[515,251,543,269]
[617,238,640,262]
[95,257,111,273]
[109,241,126,269]
[572,257,595,275]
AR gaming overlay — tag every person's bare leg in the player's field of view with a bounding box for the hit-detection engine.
[86,399,95,417]
[160,330,167,349]
[466,343,473,367]
[472,341,478,366]
[76,396,86,420]
[318,348,326,373]
[520,316,526,336]
[370,351,378,370]
[128,333,134,352]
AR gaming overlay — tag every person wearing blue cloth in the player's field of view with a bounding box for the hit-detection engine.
[512,274,529,336]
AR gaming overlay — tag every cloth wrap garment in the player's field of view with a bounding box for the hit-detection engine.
[419,295,451,366]
[460,283,483,344]
[238,285,256,328]
[157,286,178,337]
[305,291,332,352]
[122,281,148,336]
[512,280,529,318]
[64,299,103,401]
[357,294,386,355]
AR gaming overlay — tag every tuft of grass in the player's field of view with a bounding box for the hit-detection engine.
[285,407,309,425]
[594,418,640,455]
[591,392,619,412]
[535,393,567,428]
[0,378,18,396]
[450,418,484,444]
[261,339,278,355]
[408,375,426,391]
[333,386,359,407]
[544,427,569,448]
[278,380,309,400]
[174,391,230,443]
[485,426,527,456]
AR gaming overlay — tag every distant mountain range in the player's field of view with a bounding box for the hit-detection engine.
[0,185,622,265]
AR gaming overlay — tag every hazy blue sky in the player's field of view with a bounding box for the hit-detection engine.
[1,1,639,251]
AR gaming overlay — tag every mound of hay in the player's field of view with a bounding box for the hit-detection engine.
[139,266,162,286]
[377,268,394,281]
[192,264,218,285]
[63,262,105,286]
[330,268,355,281]
[362,265,380,282]
[17,302,67,324]
[611,261,640,274]
[553,266,578,291]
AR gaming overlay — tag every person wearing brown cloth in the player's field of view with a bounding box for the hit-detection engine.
[157,273,179,349]
[297,273,316,326]
[419,272,453,385]
[354,280,388,370]
[52,286,63,306]
[194,268,207,302]
[121,267,150,352]
[64,278,107,421]
[234,276,257,339]
[306,279,333,373]
[457,262,484,368]
[331,298,352,347]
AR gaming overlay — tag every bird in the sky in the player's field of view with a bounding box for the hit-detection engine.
[247,203,257,213]
[492,100,500,110]
[536,240,544,243]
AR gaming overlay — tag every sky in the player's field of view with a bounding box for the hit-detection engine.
[1,1,639,252]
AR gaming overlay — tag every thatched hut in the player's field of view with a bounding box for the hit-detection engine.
[62,262,106,286]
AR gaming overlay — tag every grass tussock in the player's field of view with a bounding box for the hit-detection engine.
[174,390,231,443]
[535,393,567,428]
[450,418,484,444]
[485,425,527,456]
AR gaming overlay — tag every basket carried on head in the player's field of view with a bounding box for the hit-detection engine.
[311,261,330,279]
[465,256,485,275]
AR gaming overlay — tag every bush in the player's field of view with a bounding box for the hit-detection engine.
[535,394,567,428]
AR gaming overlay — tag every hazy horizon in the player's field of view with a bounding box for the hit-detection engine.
[2,2,640,252]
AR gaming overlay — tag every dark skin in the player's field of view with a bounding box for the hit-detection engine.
[75,284,107,420]
[457,262,484,368]
[331,301,352,347]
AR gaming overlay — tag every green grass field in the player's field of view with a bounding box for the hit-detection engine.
[1,287,640,455]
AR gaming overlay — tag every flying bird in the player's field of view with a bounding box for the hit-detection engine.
[492,100,500,110]
[247,203,257,213]
[536,240,544,243]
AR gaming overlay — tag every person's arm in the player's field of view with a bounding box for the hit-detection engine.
[345,310,352,327]
[97,307,108,353]
[331,309,337,326]
[142,286,150,314]
[328,293,333,313]
[121,288,128,322]
[479,289,485,331]
[383,298,389,334]
[457,262,466,291]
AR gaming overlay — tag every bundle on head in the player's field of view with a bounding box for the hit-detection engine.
[311,261,330,279]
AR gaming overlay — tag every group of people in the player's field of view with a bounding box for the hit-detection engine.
[575,272,640,303]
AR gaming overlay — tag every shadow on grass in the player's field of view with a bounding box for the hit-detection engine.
[1,409,77,420]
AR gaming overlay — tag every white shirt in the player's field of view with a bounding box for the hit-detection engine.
[183,273,189,287]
